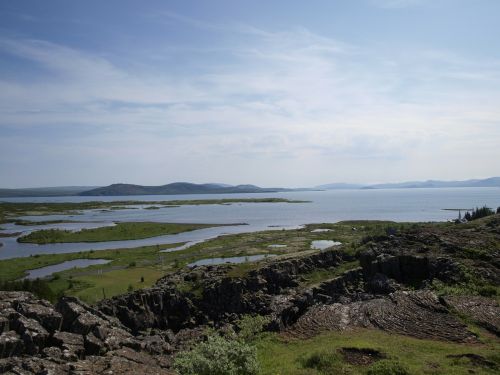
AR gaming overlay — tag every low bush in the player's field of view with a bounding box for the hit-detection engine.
[236,314,270,342]
[173,333,258,375]
[0,278,57,301]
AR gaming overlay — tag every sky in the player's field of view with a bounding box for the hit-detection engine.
[1,0,499,188]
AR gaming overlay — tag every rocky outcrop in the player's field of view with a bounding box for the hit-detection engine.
[284,290,478,343]
[359,252,465,286]
[0,292,172,374]
[442,295,500,336]
[1,216,498,373]
[97,249,352,333]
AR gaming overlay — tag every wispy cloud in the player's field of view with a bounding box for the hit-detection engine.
[0,14,499,186]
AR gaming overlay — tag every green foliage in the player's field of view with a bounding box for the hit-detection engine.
[0,278,58,302]
[173,334,259,375]
[366,360,410,375]
[300,350,345,374]
[17,222,221,244]
[236,315,270,342]
[464,206,495,221]
[478,285,498,297]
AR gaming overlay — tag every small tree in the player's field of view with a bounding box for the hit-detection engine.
[235,315,270,342]
[470,206,494,220]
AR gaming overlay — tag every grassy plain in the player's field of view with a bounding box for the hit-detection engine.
[256,328,500,375]
[0,220,399,304]
[17,222,226,244]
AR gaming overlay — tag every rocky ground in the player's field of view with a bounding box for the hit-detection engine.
[1,215,499,374]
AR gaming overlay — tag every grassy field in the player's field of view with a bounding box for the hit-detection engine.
[17,222,226,243]
[256,328,500,375]
[1,220,440,304]
[63,267,166,304]
[0,242,183,282]
[0,220,389,303]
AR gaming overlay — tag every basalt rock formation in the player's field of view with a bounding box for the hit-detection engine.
[1,216,499,374]
[0,292,174,374]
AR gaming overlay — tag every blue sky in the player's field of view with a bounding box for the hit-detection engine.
[1,0,499,187]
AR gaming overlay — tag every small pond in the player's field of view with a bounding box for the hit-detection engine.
[310,240,342,250]
[188,254,276,267]
[311,228,332,233]
[23,259,111,280]
[268,244,287,248]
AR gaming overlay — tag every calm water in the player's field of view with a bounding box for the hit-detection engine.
[22,259,111,279]
[1,188,498,260]
[310,240,342,250]
[187,254,276,267]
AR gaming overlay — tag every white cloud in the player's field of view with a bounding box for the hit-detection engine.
[0,22,499,186]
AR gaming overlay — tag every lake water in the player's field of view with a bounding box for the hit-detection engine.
[187,254,276,267]
[1,188,498,260]
[22,259,111,279]
[310,240,342,250]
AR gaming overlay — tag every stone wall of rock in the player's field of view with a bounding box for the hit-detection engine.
[0,292,173,374]
[97,249,351,332]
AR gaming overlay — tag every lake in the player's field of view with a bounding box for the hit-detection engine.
[0,188,498,260]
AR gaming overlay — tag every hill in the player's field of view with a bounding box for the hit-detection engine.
[79,182,291,196]
[317,177,500,190]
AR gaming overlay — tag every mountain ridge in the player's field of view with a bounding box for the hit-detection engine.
[317,177,500,190]
[78,182,293,196]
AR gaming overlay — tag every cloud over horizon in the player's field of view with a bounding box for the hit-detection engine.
[0,0,499,188]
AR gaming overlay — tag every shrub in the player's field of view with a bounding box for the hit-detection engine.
[478,285,497,297]
[128,261,136,268]
[467,206,495,221]
[173,334,258,375]
[236,315,270,342]
[0,278,56,302]
[367,360,410,375]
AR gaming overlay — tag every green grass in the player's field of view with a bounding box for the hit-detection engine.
[68,267,165,304]
[17,222,224,244]
[0,243,183,282]
[0,219,374,303]
[300,260,360,287]
[256,329,500,375]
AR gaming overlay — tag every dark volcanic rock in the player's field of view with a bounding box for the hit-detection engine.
[285,290,477,343]
[1,216,498,373]
[442,295,500,336]
[0,291,171,374]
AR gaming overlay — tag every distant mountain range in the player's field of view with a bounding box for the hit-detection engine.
[78,183,295,196]
[0,177,498,198]
[316,177,500,190]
